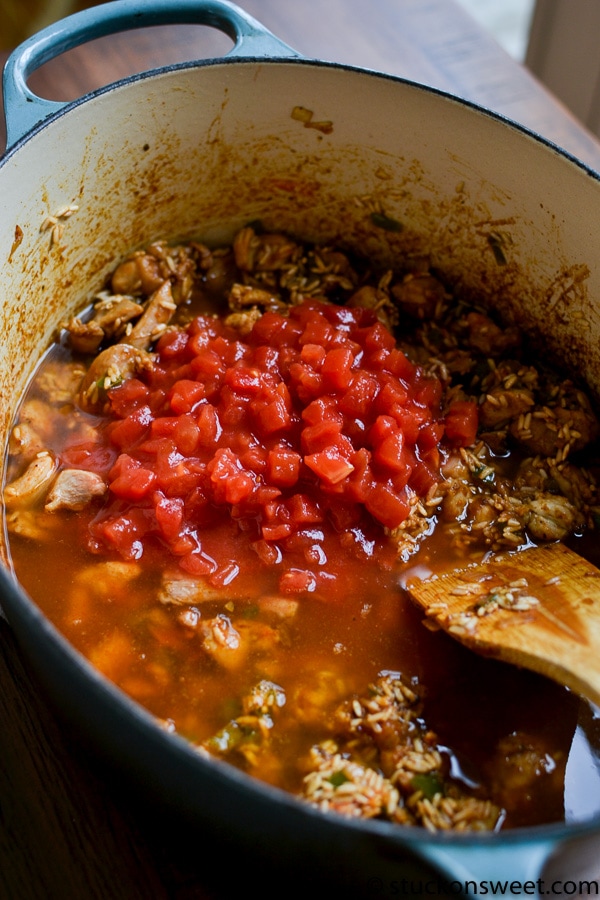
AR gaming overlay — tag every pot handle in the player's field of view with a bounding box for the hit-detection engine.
[414,836,557,898]
[2,0,298,149]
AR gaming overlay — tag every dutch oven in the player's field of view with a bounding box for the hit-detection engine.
[1,1,600,895]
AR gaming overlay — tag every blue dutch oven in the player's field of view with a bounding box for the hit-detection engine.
[1,2,600,895]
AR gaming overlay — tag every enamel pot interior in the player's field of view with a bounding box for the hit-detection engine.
[2,57,600,891]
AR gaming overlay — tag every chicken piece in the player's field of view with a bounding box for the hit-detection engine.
[158,574,223,606]
[485,732,563,818]
[125,280,178,350]
[44,468,107,512]
[515,457,599,512]
[258,596,299,620]
[13,398,57,445]
[292,670,350,728]
[438,451,477,522]
[3,452,57,510]
[78,343,154,413]
[65,295,144,354]
[521,493,581,542]
[233,227,301,272]
[35,360,88,405]
[196,614,240,667]
[227,282,284,312]
[347,284,396,329]
[391,272,448,321]
[242,680,286,717]
[464,311,521,356]
[479,387,535,429]
[4,508,61,541]
[223,308,263,336]
[510,403,599,459]
[8,421,46,464]
[111,252,164,296]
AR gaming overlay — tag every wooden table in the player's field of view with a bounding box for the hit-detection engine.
[2,2,600,897]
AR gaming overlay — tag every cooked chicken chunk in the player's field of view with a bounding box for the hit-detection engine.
[392,272,448,321]
[65,295,144,354]
[158,574,224,606]
[78,343,154,413]
[44,468,106,512]
[3,452,57,510]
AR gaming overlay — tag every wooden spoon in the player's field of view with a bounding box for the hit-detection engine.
[405,542,600,706]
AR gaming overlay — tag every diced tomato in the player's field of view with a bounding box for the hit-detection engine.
[346,448,374,503]
[251,539,281,566]
[375,379,409,414]
[300,343,326,368]
[208,448,255,505]
[61,441,117,476]
[92,508,152,560]
[301,396,343,427]
[154,493,185,542]
[390,405,421,444]
[109,379,151,416]
[288,362,323,403]
[409,460,439,495]
[365,483,410,529]
[189,348,225,388]
[304,447,355,486]
[109,454,157,501]
[444,400,479,447]
[251,383,293,436]
[155,328,190,358]
[197,404,221,447]
[385,348,415,382]
[108,405,153,450]
[172,414,201,456]
[224,365,264,395]
[299,312,335,348]
[414,376,443,411]
[418,421,445,452]
[262,522,293,541]
[179,548,217,576]
[373,430,405,472]
[301,420,344,454]
[267,446,302,488]
[321,346,354,392]
[151,416,179,439]
[285,493,323,525]
[368,415,397,447]
[363,321,396,353]
[338,371,379,418]
[169,379,206,414]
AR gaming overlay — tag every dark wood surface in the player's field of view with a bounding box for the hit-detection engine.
[2,2,600,898]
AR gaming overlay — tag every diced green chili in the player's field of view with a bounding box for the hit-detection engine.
[411,772,444,799]
[371,212,403,233]
[328,770,351,788]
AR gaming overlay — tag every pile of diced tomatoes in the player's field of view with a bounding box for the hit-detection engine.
[72,299,477,592]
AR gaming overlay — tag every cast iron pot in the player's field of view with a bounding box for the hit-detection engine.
[1,2,600,895]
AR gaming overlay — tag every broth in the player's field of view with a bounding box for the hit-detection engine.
[4,228,600,832]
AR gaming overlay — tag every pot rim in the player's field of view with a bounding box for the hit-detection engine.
[3,50,600,189]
